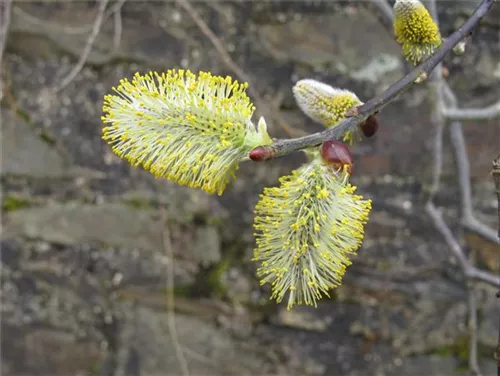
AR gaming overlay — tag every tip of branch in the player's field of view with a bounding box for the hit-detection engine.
[249,146,273,161]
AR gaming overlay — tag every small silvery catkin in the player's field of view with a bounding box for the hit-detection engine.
[293,79,363,144]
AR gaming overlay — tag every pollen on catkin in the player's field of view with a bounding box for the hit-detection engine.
[253,158,372,309]
[293,79,363,144]
[393,0,442,65]
[101,70,273,195]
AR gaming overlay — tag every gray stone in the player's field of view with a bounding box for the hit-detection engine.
[257,8,402,80]
[9,3,188,68]
[3,203,163,251]
[110,305,270,376]
[274,306,332,332]
[192,226,221,266]
[1,110,67,178]
[477,285,500,348]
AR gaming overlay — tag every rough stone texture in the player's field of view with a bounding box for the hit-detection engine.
[1,110,67,178]
[1,1,499,375]
[3,203,163,250]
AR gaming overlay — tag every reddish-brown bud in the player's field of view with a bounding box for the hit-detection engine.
[360,114,379,138]
[249,146,270,161]
[320,140,353,174]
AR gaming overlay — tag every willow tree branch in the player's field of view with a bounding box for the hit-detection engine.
[253,0,495,160]
[443,101,500,120]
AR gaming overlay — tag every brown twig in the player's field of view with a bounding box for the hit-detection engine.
[251,0,495,160]
[53,0,109,93]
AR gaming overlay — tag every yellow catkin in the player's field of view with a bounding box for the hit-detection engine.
[253,158,372,309]
[393,0,442,64]
[101,70,272,195]
[293,79,363,144]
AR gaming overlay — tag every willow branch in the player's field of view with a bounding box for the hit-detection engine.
[253,0,495,160]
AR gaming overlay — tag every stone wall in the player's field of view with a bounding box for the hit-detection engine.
[1,1,499,375]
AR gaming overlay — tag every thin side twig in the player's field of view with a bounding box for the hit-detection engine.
[12,1,124,36]
[0,0,12,67]
[111,0,127,54]
[425,0,445,201]
[445,92,498,244]
[492,154,500,375]
[160,206,190,376]
[366,0,395,36]
[443,101,500,120]
[0,0,13,104]
[493,154,500,239]
[53,0,109,93]
[426,202,498,287]
[468,280,482,376]
[251,0,495,160]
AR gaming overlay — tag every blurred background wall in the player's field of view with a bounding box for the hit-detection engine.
[1,1,499,375]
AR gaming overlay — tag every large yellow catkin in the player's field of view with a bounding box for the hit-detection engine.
[102,70,272,195]
[253,158,372,309]
[393,0,442,64]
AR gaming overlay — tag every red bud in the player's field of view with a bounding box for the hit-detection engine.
[320,140,353,174]
[249,146,270,161]
[360,114,379,138]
